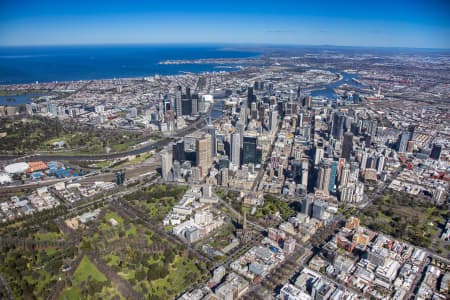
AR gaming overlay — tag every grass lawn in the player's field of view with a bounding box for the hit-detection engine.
[98,286,125,300]
[59,286,81,300]
[91,160,115,168]
[126,224,138,237]
[111,141,135,152]
[73,256,107,282]
[113,153,152,169]
[104,254,120,267]
[104,211,124,226]
[118,269,135,281]
[34,231,64,241]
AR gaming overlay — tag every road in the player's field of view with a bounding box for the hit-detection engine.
[357,166,404,209]
[0,273,14,300]
[217,195,266,232]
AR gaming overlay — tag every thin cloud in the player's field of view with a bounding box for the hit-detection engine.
[265,30,295,33]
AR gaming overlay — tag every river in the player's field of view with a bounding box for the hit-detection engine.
[310,70,363,99]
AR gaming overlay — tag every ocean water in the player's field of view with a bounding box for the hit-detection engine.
[0,44,259,85]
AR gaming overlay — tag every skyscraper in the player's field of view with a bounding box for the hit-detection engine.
[332,112,345,140]
[376,154,385,174]
[191,94,198,115]
[247,86,255,108]
[242,134,261,165]
[231,132,241,168]
[329,161,338,193]
[316,159,332,195]
[314,146,324,166]
[207,118,216,158]
[172,160,181,181]
[175,86,182,117]
[341,132,353,161]
[220,168,229,186]
[302,194,314,216]
[181,98,192,116]
[301,159,309,189]
[269,110,278,132]
[397,131,410,153]
[172,140,185,162]
[236,121,245,146]
[161,148,173,181]
[339,163,350,187]
[196,134,212,176]
[430,143,442,160]
[312,200,327,219]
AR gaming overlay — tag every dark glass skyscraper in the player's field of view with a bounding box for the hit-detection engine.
[181,98,192,116]
[430,143,442,160]
[341,132,353,161]
[172,140,185,162]
[332,112,345,140]
[242,135,261,165]
[247,86,256,108]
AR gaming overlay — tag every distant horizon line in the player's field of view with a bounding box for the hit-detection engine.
[1,42,449,51]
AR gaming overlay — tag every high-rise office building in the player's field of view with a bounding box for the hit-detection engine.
[240,105,247,125]
[231,133,241,168]
[430,143,442,160]
[301,159,309,189]
[316,159,332,195]
[172,160,181,181]
[175,86,183,117]
[207,118,216,158]
[360,151,369,171]
[172,140,185,162]
[332,112,345,141]
[242,134,261,165]
[191,94,198,115]
[341,132,353,161]
[305,96,312,110]
[376,155,385,174]
[302,193,314,216]
[181,98,192,116]
[161,148,173,181]
[220,168,229,186]
[329,161,338,193]
[397,131,410,153]
[339,163,350,187]
[269,110,278,132]
[312,200,327,220]
[314,146,324,166]
[196,134,212,177]
[236,121,245,146]
[247,86,256,108]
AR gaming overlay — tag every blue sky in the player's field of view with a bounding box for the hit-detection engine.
[0,0,449,48]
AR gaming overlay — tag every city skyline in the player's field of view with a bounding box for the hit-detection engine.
[1,0,450,48]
